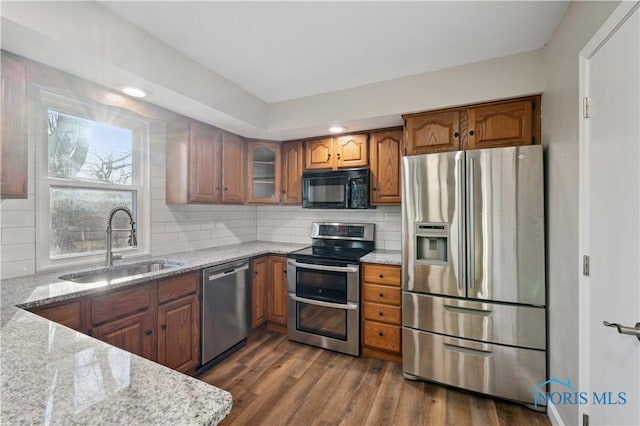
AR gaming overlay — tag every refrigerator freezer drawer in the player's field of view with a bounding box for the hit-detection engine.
[402,328,546,405]
[403,292,546,350]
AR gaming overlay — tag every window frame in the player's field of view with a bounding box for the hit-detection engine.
[36,89,151,271]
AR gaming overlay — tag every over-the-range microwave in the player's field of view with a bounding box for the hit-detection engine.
[302,168,370,209]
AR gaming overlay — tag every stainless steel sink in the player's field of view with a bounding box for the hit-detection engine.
[59,261,184,284]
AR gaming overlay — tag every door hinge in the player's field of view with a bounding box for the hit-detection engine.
[583,255,590,276]
[583,413,589,426]
[583,97,590,118]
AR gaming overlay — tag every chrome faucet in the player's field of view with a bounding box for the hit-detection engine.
[106,206,137,267]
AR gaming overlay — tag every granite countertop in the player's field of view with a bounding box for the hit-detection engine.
[360,249,402,266]
[0,241,306,425]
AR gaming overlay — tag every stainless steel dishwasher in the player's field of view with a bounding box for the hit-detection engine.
[201,260,249,366]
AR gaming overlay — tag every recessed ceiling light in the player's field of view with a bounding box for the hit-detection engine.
[121,86,148,98]
[329,126,346,134]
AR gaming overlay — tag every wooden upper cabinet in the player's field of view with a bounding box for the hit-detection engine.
[404,110,461,155]
[247,140,281,204]
[305,135,368,170]
[167,120,222,204]
[334,134,368,168]
[281,141,304,205]
[221,132,245,204]
[403,96,541,155]
[1,53,28,199]
[305,138,334,170]
[370,129,402,205]
[188,122,222,203]
[465,98,535,150]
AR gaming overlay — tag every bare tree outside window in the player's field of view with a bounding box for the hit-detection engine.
[47,110,137,257]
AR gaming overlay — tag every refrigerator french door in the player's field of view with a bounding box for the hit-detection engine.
[401,145,547,406]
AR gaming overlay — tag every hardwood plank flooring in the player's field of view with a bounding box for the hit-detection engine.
[197,330,550,426]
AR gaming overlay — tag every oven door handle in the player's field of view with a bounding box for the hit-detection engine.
[287,259,359,273]
[289,295,359,310]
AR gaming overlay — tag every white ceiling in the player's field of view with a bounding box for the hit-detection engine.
[101,1,569,103]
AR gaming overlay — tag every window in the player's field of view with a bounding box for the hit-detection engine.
[37,92,149,270]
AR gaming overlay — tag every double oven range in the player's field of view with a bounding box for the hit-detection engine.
[287,222,375,356]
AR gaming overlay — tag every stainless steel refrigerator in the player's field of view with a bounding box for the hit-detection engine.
[401,145,546,406]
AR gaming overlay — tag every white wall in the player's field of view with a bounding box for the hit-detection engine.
[256,206,401,249]
[543,2,619,425]
[269,49,545,140]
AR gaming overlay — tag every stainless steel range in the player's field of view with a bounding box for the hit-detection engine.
[286,222,375,356]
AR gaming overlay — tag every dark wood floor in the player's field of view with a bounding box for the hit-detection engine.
[197,330,550,426]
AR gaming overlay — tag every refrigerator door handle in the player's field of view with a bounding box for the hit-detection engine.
[468,157,476,289]
[443,304,492,317]
[444,342,493,358]
[456,156,465,291]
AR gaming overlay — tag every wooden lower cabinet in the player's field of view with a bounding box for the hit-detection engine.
[32,272,201,375]
[92,310,156,361]
[252,255,288,331]
[251,257,268,328]
[267,255,287,326]
[361,263,402,363]
[158,294,199,374]
[30,299,84,331]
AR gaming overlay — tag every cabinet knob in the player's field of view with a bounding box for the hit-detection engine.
[215,187,220,190]
[372,187,377,191]
[283,270,287,274]
[379,274,384,279]
[161,324,167,330]
[224,187,228,191]
[454,131,460,138]
[379,293,384,298]
[145,330,152,335]
[379,312,384,316]
[327,153,331,161]
[255,271,259,275]
[282,190,286,194]
[336,152,341,159]
[469,130,475,136]
[378,332,384,337]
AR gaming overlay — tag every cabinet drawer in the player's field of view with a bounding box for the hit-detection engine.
[402,328,545,405]
[158,272,198,304]
[402,292,546,350]
[363,302,401,325]
[32,300,82,331]
[363,284,400,306]
[363,264,400,286]
[363,321,401,353]
[92,284,152,325]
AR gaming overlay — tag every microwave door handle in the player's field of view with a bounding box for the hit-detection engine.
[345,180,351,208]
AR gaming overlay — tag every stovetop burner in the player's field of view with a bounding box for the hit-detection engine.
[287,222,375,263]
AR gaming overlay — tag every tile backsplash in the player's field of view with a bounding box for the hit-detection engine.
[256,205,401,249]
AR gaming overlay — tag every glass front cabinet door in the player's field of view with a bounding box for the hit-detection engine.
[247,141,282,204]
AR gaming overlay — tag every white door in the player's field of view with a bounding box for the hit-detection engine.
[580,2,640,425]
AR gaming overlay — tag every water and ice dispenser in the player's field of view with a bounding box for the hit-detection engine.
[415,223,448,264]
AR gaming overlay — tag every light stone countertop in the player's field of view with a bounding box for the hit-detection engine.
[360,249,402,266]
[0,241,306,425]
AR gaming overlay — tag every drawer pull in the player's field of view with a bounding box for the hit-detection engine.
[444,343,492,357]
[379,274,384,278]
[379,312,384,316]
[443,305,492,317]
[378,332,383,337]
[379,293,384,298]
[145,330,152,336]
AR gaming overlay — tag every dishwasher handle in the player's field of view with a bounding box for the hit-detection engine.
[206,263,249,281]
